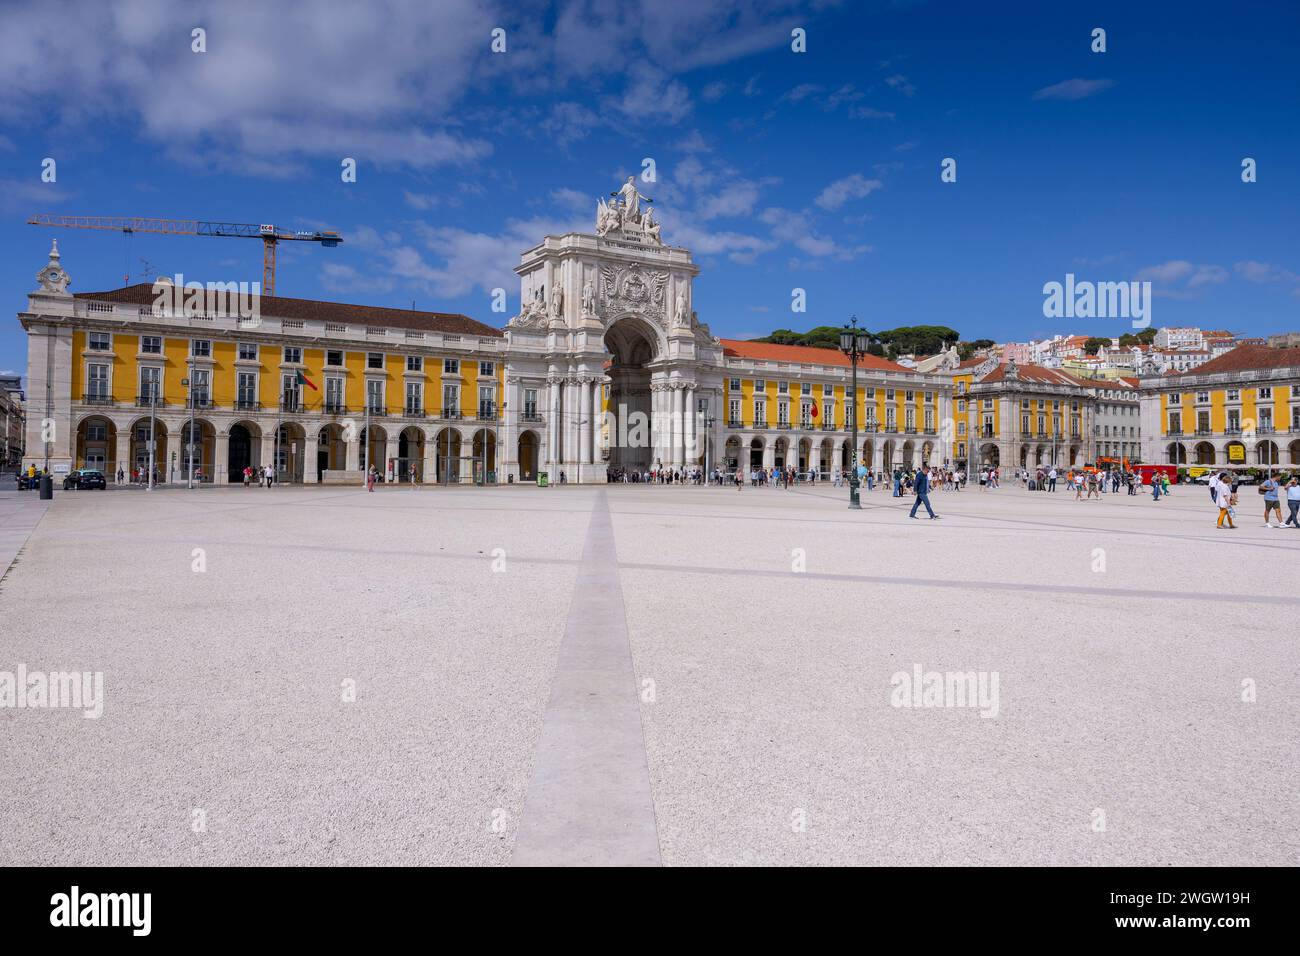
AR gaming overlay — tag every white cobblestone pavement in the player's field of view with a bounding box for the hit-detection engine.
[0,480,1295,865]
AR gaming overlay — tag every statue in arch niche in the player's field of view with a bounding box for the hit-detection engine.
[673,288,690,330]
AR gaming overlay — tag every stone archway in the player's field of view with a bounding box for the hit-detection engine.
[398,426,425,481]
[724,436,741,471]
[749,437,764,470]
[1257,440,1280,467]
[1167,442,1187,465]
[316,423,344,480]
[276,422,307,483]
[75,415,116,475]
[604,316,660,473]
[1289,439,1300,466]
[228,420,262,481]
[518,429,539,480]
[1194,441,1215,466]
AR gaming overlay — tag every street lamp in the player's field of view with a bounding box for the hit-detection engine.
[839,315,872,509]
[182,371,195,489]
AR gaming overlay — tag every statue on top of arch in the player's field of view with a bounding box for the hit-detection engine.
[596,177,663,245]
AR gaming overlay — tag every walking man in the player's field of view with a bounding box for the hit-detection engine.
[1284,477,1300,528]
[1261,474,1283,528]
[908,464,939,520]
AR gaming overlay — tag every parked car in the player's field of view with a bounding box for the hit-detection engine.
[15,471,39,490]
[63,469,107,490]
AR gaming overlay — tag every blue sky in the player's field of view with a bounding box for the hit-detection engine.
[2,0,1298,381]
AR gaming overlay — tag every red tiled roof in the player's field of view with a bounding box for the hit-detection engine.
[1174,343,1300,376]
[979,362,1094,388]
[719,338,911,372]
[74,283,503,337]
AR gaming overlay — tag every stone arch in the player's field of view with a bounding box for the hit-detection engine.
[1166,441,1187,465]
[359,424,387,474]
[723,435,742,471]
[518,429,540,480]
[604,314,662,472]
[179,417,217,482]
[748,436,764,470]
[276,421,307,483]
[1289,439,1300,466]
[1193,441,1216,466]
[315,423,345,479]
[127,417,168,481]
[74,414,117,474]
[398,425,425,481]
[1224,440,1246,467]
[1256,440,1280,467]
[471,428,498,483]
[435,426,462,483]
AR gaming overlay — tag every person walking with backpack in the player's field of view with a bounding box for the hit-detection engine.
[1261,474,1284,528]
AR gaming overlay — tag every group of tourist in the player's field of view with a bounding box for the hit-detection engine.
[1208,471,1300,529]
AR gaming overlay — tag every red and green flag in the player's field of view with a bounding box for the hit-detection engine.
[296,369,318,391]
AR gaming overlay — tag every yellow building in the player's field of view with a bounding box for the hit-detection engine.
[1139,336,1300,469]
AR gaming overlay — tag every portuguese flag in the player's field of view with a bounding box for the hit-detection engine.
[810,399,819,419]
[296,369,318,391]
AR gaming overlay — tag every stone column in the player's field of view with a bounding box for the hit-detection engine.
[214,431,230,485]
[670,386,684,468]
[682,386,696,466]
[303,433,319,484]
[345,434,360,472]
[384,437,399,481]
[762,439,775,470]
[591,380,603,467]
[114,429,130,482]
[548,378,561,466]
[422,430,437,483]
[579,377,593,466]
[260,432,276,476]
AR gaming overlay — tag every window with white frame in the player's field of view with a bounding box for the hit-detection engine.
[238,343,259,361]
[405,382,422,413]
[191,368,210,406]
[753,399,766,424]
[777,401,790,425]
[478,385,495,418]
[778,381,789,394]
[728,399,740,424]
[139,366,161,400]
[523,388,538,418]
[479,361,495,377]
[192,339,212,358]
[443,358,459,375]
[324,377,343,412]
[283,346,302,364]
[86,363,109,399]
[366,352,383,370]
[365,379,384,412]
[325,349,342,367]
[237,371,257,407]
[729,378,740,391]
[406,355,423,372]
[141,335,162,354]
[442,383,459,415]
[89,332,111,351]
[1258,387,1272,400]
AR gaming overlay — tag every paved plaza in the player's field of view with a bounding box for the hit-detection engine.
[1,481,1296,866]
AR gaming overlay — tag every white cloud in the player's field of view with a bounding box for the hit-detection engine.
[1136,260,1195,284]
[884,74,916,97]
[814,174,883,210]
[1033,78,1116,101]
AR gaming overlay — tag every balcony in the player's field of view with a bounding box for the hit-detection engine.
[280,399,302,413]
[321,402,347,415]
[364,405,388,417]
[135,394,164,407]
[1195,428,1213,436]
[923,428,936,435]
[235,399,261,412]
[439,409,462,420]
[1225,426,1242,435]
[776,422,792,429]
[821,422,837,430]
[521,413,543,423]
[726,420,743,428]
[904,427,917,435]
[476,410,499,422]
[81,394,114,405]
[1167,429,1183,436]
[1257,425,1275,435]
[404,406,426,418]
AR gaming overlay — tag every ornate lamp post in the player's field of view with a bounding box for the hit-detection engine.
[839,316,872,509]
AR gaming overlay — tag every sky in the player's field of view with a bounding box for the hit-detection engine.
[1,0,1298,383]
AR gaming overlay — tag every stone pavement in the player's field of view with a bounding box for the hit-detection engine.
[0,481,1295,865]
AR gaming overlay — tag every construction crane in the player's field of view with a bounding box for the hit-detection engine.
[27,214,342,297]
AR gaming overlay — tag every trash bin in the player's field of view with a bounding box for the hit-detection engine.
[537,472,549,488]
[39,474,53,500]
[507,474,514,484]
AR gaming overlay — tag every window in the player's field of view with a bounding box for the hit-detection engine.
[442,383,459,415]
[824,401,835,426]
[479,361,495,377]
[87,364,109,399]
[886,407,897,430]
[1021,415,1030,434]
[958,422,966,436]
[237,372,257,408]
[777,402,790,426]
[983,399,993,410]
[1197,412,1210,433]
[366,379,384,413]
[523,388,538,418]
[905,408,916,431]
[778,381,789,394]
[728,378,740,391]
[406,355,423,372]
[1037,415,1046,434]
[1168,413,1182,434]
[1227,409,1241,432]
[191,339,211,358]
[282,373,301,411]
[982,414,994,437]
[753,399,767,424]
[823,384,833,397]
[190,369,210,406]
[924,409,934,431]
[405,382,422,414]
[325,349,342,366]
[1168,393,1180,405]
[283,346,302,364]
[905,390,914,402]
[324,377,343,412]
[443,358,460,375]
[801,382,811,395]
[238,343,259,361]
[141,335,162,354]
[799,402,811,427]
[958,400,966,412]
[139,366,161,400]
[478,385,495,419]
[1226,388,1239,401]
[1196,391,1210,403]
[754,380,765,392]
[1258,387,1272,400]
[366,352,383,370]
[886,389,895,401]
[728,398,740,424]
[925,391,933,402]
[87,423,107,441]
[89,332,111,351]
[1052,401,1060,410]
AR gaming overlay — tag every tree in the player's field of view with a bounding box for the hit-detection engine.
[1083,336,1111,355]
